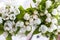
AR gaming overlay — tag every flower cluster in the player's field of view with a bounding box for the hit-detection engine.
[0,0,60,40]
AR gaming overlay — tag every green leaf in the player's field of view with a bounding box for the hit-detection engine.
[58,19,60,25]
[48,2,60,13]
[25,31,30,35]
[0,24,4,35]
[33,0,36,3]
[38,0,46,13]
[6,33,12,40]
[46,22,51,27]
[16,6,25,21]
[25,8,35,15]
[0,30,4,35]
[40,15,47,24]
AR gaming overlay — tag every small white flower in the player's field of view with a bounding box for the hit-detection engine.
[29,18,34,26]
[48,24,57,32]
[45,17,51,23]
[12,35,20,40]
[57,5,60,12]
[14,8,20,15]
[53,37,56,40]
[23,13,30,20]
[39,25,48,33]
[0,35,6,40]
[10,6,20,15]
[34,10,38,15]
[4,21,13,31]
[16,21,24,27]
[44,10,48,14]
[46,0,52,9]
[2,32,8,38]
[46,13,51,17]
[34,18,41,25]
[25,21,29,25]
[0,17,3,24]
[51,18,57,24]
[9,14,16,20]
[50,24,57,30]
[19,28,26,33]
[2,13,9,20]
[0,2,6,9]
[58,26,60,32]
[32,14,38,19]
[52,9,58,15]
[4,21,15,33]
[26,25,31,31]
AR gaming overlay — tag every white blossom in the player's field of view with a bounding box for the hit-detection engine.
[10,6,20,15]
[29,18,34,26]
[53,37,56,40]
[52,9,58,15]
[2,13,9,20]
[34,10,38,15]
[0,35,6,40]
[46,0,52,9]
[50,24,57,30]
[14,7,20,15]
[16,21,24,27]
[58,26,60,32]
[45,17,51,23]
[0,2,6,9]
[34,18,41,25]
[12,35,20,40]
[44,10,48,14]
[51,18,58,24]
[18,28,26,33]
[9,14,16,20]
[46,13,51,17]
[48,24,57,32]
[4,21,13,31]
[26,25,31,31]
[25,21,29,25]
[2,32,8,38]
[57,5,60,12]
[32,15,38,19]
[23,13,30,20]
[35,0,42,6]
[39,25,48,33]
[4,21,16,33]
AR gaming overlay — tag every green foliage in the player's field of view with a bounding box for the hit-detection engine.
[33,0,36,3]
[25,7,35,15]
[6,33,12,40]
[45,22,51,27]
[49,32,56,40]
[0,24,4,35]
[40,15,47,24]
[48,2,60,13]
[25,31,30,35]
[58,19,60,25]
[16,6,25,21]
[38,0,46,13]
